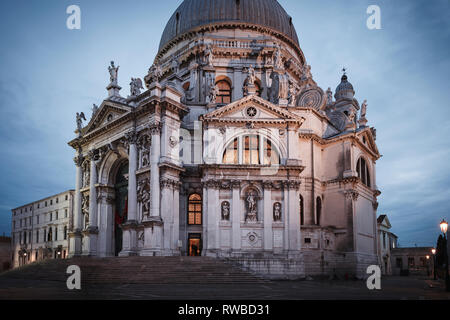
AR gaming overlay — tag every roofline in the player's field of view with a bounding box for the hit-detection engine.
[11,189,75,212]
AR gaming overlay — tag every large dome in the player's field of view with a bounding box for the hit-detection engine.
[158,0,300,53]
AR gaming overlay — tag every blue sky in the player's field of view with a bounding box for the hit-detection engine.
[0,0,449,247]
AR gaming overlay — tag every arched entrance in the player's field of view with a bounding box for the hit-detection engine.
[114,161,128,256]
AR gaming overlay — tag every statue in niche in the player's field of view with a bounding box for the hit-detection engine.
[246,191,258,222]
[137,179,150,218]
[221,201,230,221]
[145,64,163,86]
[81,194,89,229]
[130,78,144,96]
[171,55,180,74]
[273,202,282,222]
[108,61,119,85]
[82,162,90,188]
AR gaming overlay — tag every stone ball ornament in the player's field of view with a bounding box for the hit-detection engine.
[296,86,326,111]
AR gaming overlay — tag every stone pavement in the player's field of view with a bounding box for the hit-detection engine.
[0,257,449,300]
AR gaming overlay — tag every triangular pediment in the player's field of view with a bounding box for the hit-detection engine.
[357,127,380,158]
[201,95,305,125]
[377,215,391,229]
[83,101,132,135]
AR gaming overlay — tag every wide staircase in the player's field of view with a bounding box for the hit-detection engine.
[0,256,268,285]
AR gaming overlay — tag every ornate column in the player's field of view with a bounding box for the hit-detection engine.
[205,180,219,256]
[82,150,100,256]
[344,189,359,251]
[120,129,138,256]
[288,181,301,251]
[69,153,83,257]
[150,124,161,219]
[141,123,163,256]
[231,180,241,251]
[263,181,273,251]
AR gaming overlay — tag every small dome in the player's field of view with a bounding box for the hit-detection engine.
[335,74,355,100]
[158,0,299,53]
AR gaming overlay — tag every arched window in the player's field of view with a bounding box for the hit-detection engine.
[222,136,280,165]
[300,195,304,226]
[223,138,238,164]
[357,157,371,187]
[316,197,322,226]
[216,80,232,104]
[188,194,202,225]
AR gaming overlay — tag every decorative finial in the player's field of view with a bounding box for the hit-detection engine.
[342,67,347,75]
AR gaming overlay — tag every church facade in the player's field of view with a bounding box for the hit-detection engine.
[68,0,381,278]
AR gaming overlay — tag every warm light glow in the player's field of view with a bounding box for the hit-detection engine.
[426,255,430,260]
[432,248,436,255]
[440,219,448,234]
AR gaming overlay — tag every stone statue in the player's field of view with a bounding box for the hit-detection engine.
[91,104,99,117]
[204,44,214,66]
[81,195,89,229]
[361,100,368,119]
[145,64,163,86]
[137,180,150,217]
[207,83,220,104]
[247,65,256,86]
[273,202,282,221]
[171,56,180,74]
[326,88,333,106]
[108,61,119,84]
[288,82,296,105]
[301,64,312,81]
[246,191,258,222]
[130,78,144,96]
[221,201,230,221]
[76,112,86,134]
[274,46,283,69]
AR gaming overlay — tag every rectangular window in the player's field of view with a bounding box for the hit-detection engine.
[55,227,58,241]
[243,135,260,165]
[188,195,202,225]
[45,201,47,207]
[50,212,52,221]
[65,195,68,201]
[56,198,59,204]
[383,232,386,249]
[304,238,311,244]
[408,257,415,267]
[37,215,39,224]
[55,211,58,220]
[36,230,39,243]
[65,209,68,218]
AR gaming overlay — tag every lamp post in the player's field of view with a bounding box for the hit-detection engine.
[440,219,449,292]
[426,255,430,277]
[431,248,437,280]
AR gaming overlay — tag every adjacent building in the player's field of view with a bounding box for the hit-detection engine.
[11,190,74,268]
[67,0,382,278]
[0,235,12,272]
[376,215,398,275]
[390,247,434,276]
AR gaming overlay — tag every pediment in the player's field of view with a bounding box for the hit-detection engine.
[357,127,380,158]
[378,215,391,229]
[201,95,305,125]
[83,101,132,135]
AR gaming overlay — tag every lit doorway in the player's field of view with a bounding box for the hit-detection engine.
[188,233,202,256]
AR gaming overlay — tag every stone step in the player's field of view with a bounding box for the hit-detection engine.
[1,256,268,284]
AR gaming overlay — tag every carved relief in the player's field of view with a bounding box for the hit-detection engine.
[296,87,326,111]
[221,201,230,221]
[81,160,90,188]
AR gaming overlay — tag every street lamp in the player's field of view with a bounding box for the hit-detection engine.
[440,219,449,292]
[432,248,437,280]
[426,255,430,277]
